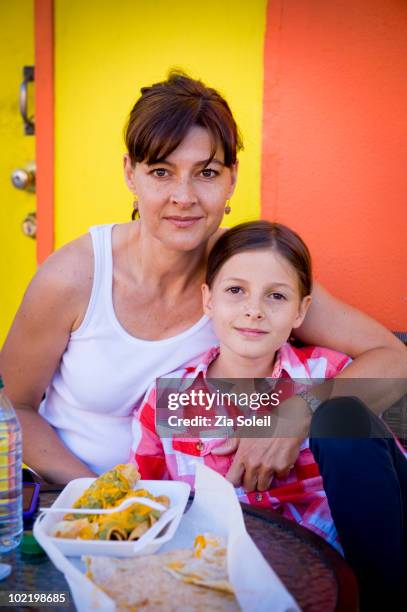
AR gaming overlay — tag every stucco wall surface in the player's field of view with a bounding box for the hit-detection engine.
[262,0,407,329]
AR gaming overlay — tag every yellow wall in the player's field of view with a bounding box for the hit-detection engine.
[54,0,267,246]
[0,2,36,346]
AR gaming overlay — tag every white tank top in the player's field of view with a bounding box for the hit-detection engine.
[39,224,217,474]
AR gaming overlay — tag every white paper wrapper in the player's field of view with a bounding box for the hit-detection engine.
[35,465,300,611]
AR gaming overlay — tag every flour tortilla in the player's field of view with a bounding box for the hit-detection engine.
[165,533,234,594]
[85,550,240,611]
[52,519,99,539]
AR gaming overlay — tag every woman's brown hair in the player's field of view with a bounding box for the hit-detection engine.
[125,71,243,168]
[206,221,313,298]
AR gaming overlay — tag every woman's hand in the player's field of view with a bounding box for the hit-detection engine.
[212,394,311,491]
[212,436,303,491]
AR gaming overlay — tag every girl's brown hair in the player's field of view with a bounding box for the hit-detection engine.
[206,221,313,298]
[125,71,243,167]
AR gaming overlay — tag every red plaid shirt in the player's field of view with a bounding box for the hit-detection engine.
[130,343,354,552]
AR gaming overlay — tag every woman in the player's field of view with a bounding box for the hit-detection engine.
[0,72,405,487]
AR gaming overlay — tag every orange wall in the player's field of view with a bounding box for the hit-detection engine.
[35,0,54,264]
[262,0,407,330]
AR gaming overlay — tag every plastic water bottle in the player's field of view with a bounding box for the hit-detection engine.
[0,377,23,552]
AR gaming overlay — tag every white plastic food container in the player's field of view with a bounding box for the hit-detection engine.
[34,478,190,557]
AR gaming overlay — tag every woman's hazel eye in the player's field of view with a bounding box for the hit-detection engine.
[201,169,218,178]
[152,168,168,177]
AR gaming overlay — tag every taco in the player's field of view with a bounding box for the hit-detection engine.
[69,464,140,515]
[52,518,99,540]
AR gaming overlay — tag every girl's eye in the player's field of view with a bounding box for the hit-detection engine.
[151,168,169,178]
[226,286,243,295]
[200,168,219,178]
[269,292,286,301]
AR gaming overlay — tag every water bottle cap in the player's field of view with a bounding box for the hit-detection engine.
[20,533,45,556]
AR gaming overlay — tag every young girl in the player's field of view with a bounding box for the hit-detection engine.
[129,220,351,552]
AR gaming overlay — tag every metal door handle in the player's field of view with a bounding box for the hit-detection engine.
[19,66,35,135]
[11,163,36,192]
[22,212,37,239]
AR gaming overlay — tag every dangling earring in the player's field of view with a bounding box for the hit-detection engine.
[224,200,231,215]
[131,198,139,221]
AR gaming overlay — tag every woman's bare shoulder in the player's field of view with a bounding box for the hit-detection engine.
[26,233,94,331]
[0,232,96,406]
[38,233,93,291]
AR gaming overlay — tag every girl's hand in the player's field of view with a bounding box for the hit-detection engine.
[212,436,303,491]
